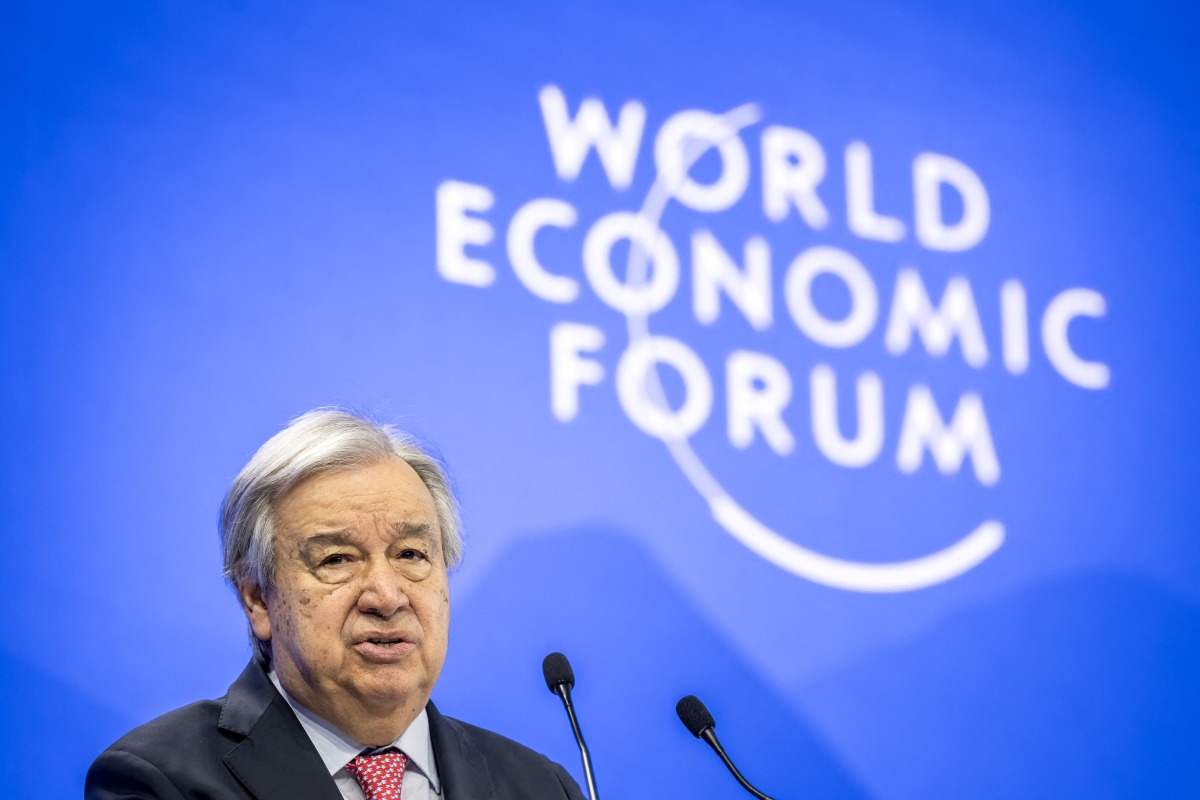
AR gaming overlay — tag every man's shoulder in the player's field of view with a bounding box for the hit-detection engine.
[104,696,233,757]
[437,711,556,763]
[85,697,246,800]
[85,664,287,800]
[431,707,586,799]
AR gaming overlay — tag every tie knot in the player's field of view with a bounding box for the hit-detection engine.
[346,749,408,800]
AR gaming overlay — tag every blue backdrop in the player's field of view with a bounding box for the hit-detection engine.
[3,1,1199,797]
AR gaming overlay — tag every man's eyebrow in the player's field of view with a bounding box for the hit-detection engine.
[390,521,437,542]
[299,532,355,551]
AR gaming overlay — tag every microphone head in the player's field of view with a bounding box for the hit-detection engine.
[676,695,716,738]
[542,652,575,692]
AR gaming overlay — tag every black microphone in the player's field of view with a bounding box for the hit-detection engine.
[542,652,600,800]
[676,695,777,800]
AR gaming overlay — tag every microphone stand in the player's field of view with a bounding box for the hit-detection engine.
[699,727,775,800]
[552,682,600,800]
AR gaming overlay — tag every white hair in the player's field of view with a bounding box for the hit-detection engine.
[219,408,463,663]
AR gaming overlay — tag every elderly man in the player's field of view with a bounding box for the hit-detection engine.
[87,409,585,800]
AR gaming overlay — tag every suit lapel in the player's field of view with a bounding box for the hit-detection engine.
[428,702,496,800]
[218,662,343,800]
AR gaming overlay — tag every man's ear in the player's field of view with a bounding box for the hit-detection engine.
[238,582,272,644]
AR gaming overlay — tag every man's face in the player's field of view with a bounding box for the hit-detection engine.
[241,457,450,739]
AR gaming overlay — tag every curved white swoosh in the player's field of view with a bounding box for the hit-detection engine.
[618,101,1005,592]
[712,495,1005,592]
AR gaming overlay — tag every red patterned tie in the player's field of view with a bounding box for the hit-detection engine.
[346,750,408,800]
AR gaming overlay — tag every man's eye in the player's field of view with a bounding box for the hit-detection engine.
[398,549,425,561]
[321,554,351,566]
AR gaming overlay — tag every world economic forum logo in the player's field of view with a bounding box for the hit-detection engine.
[433,85,1110,592]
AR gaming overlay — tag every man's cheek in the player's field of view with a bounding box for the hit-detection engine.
[309,585,358,640]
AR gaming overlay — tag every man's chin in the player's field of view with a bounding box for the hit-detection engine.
[351,672,430,711]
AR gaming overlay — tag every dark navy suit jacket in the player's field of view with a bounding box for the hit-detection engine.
[85,662,586,800]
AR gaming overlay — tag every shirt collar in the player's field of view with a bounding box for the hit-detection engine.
[268,668,440,792]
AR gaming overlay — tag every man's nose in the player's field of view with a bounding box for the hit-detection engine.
[356,557,410,617]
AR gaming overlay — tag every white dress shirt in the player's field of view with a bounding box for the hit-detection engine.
[269,670,442,799]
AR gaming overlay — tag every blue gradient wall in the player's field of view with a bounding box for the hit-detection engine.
[2,1,1198,797]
